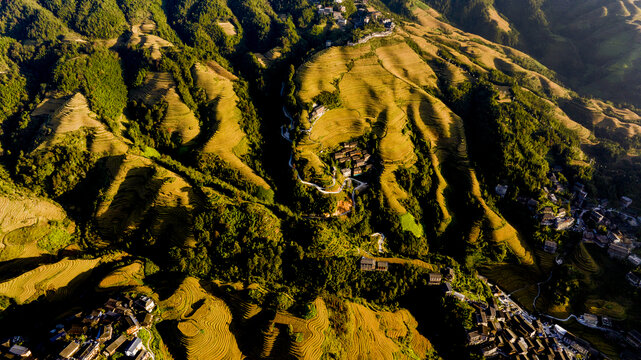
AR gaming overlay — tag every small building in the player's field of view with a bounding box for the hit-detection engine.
[495,184,508,197]
[360,257,376,271]
[142,313,154,328]
[590,210,605,223]
[628,254,641,267]
[555,217,574,231]
[325,40,332,47]
[479,344,498,357]
[557,208,567,218]
[582,231,595,243]
[78,341,100,360]
[428,272,442,285]
[626,272,641,287]
[543,240,558,254]
[98,324,112,343]
[466,330,488,345]
[8,345,31,357]
[59,341,80,359]
[103,334,126,357]
[375,261,388,271]
[541,213,555,226]
[595,234,610,248]
[621,196,633,208]
[136,350,151,360]
[352,168,363,176]
[581,313,598,327]
[124,338,143,357]
[608,243,630,260]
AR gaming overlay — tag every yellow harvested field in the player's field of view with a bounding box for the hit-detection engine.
[98,261,145,289]
[469,171,533,265]
[163,88,201,145]
[132,72,201,145]
[128,23,173,60]
[32,93,128,155]
[217,22,237,36]
[375,41,438,89]
[309,109,370,148]
[291,298,330,360]
[340,302,432,360]
[193,63,269,189]
[0,257,101,304]
[162,277,243,360]
[297,46,372,103]
[95,155,201,244]
[488,7,511,32]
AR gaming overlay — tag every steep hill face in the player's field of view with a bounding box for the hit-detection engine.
[420,0,641,108]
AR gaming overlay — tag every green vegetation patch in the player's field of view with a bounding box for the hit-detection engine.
[53,48,127,127]
[37,225,73,253]
[399,213,424,237]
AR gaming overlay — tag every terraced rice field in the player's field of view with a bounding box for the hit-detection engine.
[0,257,102,304]
[32,93,128,155]
[98,261,145,289]
[0,191,70,260]
[128,22,173,60]
[95,154,201,243]
[193,63,269,189]
[290,298,330,360]
[584,299,627,320]
[132,72,201,145]
[338,302,430,360]
[572,243,600,274]
[162,278,243,360]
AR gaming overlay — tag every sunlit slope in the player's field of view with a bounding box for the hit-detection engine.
[0,180,73,261]
[294,29,534,262]
[31,93,128,155]
[131,71,201,146]
[193,62,270,189]
[95,154,202,245]
[161,277,244,360]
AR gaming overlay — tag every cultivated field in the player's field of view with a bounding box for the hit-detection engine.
[95,154,201,245]
[31,93,128,155]
[161,277,243,360]
[193,62,270,189]
[132,72,201,145]
[0,257,102,304]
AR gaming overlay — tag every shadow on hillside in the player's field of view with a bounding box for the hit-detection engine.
[0,261,119,340]
[0,255,57,282]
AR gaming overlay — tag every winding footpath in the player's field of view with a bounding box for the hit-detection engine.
[280,84,367,216]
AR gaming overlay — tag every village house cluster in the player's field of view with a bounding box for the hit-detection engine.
[458,283,603,359]
[505,165,641,354]
[1,294,156,360]
[313,0,395,45]
[333,141,373,177]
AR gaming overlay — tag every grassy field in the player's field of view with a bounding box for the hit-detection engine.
[193,63,269,189]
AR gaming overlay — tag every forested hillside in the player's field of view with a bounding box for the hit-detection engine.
[0,0,640,359]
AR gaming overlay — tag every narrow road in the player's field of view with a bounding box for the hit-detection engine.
[281,85,368,216]
[140,327,156,360]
